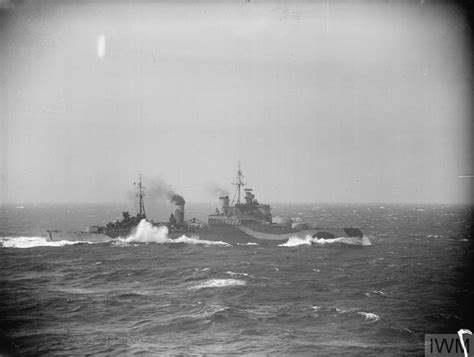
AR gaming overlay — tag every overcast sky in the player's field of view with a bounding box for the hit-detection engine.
[0,1,472,205]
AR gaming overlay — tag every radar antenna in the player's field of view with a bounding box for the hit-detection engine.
[134,174,146,218]
[232,162,246,204]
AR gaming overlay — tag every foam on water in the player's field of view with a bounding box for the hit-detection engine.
[173,235,231,246]
[191,279,247,290]
[123,221,169,243]
[278,235,370,247]
[357,312,381,322]
[225,271,253,278]
[278,236,313,247]
[0,236,92,248]
[121,220,231,246]
[314,237,355,245]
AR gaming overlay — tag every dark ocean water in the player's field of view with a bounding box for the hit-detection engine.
[1,203,473,356]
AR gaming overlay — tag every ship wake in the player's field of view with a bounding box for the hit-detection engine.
[0,236,95,249]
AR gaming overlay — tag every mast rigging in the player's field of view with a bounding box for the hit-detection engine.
[232,162,246,204]
[134,175,146,218]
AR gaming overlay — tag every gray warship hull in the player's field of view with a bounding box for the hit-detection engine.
[47,223,370,246]
[168,224,371,246]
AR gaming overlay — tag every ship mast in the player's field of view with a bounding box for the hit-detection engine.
[232,162,245,204]
[134,175,146,218]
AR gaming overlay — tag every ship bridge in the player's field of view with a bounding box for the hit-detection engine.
[208,165,272,226]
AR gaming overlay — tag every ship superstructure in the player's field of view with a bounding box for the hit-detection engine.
[99,175,148,238]
[208,163,271,226]
[48,175,149,241]
[205,164,370,245]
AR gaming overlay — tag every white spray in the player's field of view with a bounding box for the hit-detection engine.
[122,220,231,246]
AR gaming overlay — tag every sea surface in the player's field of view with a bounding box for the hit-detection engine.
[1,203,473,356]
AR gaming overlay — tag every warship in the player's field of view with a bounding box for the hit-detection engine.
[47,166,371,246]
[167,164,371,246]
[47,177,149,243]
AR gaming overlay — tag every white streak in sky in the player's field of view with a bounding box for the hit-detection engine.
[458,175,474,178]
[97,35,106,59]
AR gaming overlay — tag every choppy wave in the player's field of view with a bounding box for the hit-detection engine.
[191,279,247,290]
[310,306,381,323]
[365,290,387,298]
[357,312,381,322]
[278,235,368,247]
[120,220,231,247]
[237,242,259,246]
[225,271,254,278]
[0,236,92,249]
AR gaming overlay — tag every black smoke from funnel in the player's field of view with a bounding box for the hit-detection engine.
[143,177,185,205]
[171,194,185,205]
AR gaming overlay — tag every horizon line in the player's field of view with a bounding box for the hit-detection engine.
[1,201,472,207]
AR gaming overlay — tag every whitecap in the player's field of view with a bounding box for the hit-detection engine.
[237,242,259,246]
[357,312,380,322]
[195,267,210,272]
[191,279,247,290]
[225,271,253,278]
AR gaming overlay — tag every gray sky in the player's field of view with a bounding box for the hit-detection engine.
[1,1,472,204]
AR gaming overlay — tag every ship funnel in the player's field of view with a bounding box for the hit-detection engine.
[174,202,185,226]
[170,194,185,226]
[219,196,229,215]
